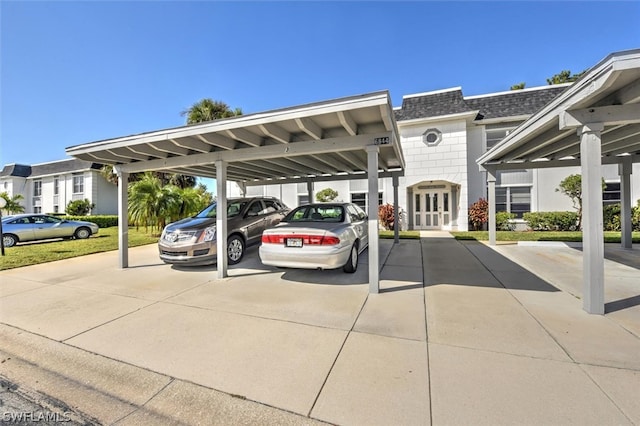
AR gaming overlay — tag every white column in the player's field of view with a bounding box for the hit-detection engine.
[580,123,605,315]
[307,181,314,203]
[486,167,497,246]
[216,160,228,279]
[116,169,129,269]
[619,156,633,249]
[366,145,380,294]
[393,173,400,244]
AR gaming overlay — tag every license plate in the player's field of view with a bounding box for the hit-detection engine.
[286,238,303,247]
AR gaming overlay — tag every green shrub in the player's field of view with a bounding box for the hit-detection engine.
[523,211,578,231]
[633,201,640,231]
[64,215,118,228]
[603,204,621,231]
[66,199,95,215]
[495,211,516,231]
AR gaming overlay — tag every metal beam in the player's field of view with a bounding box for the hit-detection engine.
[560,104,640,129]
[225,128,264,147]
[115,133,391,174]
[172,137,213,153]
[338,111,358,136]
[198,133,236,150]
[128,144,168,158]
[619,156,633,249]
[150,140,190,156]
[242,169,403,186]
[114,168,129,269]
[258,123,291,144]
[294,117,323,140]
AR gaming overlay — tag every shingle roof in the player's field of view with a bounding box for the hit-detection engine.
[465,86,568,120]
[394,85,569,122]
[0,164,32,177]
[0,159,102,178]
[394,89,472,121]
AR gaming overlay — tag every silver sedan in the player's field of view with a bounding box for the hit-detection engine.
[1,214,99,247]
[259,203,368,273]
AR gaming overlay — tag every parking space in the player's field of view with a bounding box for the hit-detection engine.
[1,237,639,425]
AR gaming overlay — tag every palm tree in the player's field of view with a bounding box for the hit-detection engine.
[128,173,181,232]
[181,98,242,124]
[0,192,25,214]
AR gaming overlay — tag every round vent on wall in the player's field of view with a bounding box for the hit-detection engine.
[422,128,442,147]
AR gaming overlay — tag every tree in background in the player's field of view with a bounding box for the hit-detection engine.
[182,98,242,124]
[510,82,526,90]
[556,174,606,229]
[547,69,587,85]
[315,188,339,203]
[0,192,25,214]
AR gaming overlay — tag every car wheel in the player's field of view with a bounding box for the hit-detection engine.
[3,234,17,248]
[227,235,245,265]
[74,227,91,239]
[343,243,358,273]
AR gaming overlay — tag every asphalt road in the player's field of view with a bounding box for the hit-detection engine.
[0,376,93,425]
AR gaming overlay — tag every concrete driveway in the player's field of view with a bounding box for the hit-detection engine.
[1,235,639,425]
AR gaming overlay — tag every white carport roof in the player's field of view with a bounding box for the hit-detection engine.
[478,49,640,315]
[66,91,404,294]
[477,49,640,169]
[66,91,404,183]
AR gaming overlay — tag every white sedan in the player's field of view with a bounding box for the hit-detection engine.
[259,203,368,273]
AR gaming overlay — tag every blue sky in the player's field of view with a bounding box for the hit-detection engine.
[2,1,639,170]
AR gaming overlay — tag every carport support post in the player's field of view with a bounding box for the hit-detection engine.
[393,173,400,244]
[619,156,633,249]
[307,181,314,204]
[580,123,605,314]
[116,169,129,269]
[367,145,380,294]
[216,160,228,279]
[486,167,497,246]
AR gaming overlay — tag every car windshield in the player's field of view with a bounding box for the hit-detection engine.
[195,201,248,219]
[284,205,344,223]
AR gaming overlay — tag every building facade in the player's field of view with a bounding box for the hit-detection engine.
[230,84,640,231]
[0,159,117,215]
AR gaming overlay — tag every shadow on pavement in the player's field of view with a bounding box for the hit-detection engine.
[605,294,640,314]
[423,238,561,293]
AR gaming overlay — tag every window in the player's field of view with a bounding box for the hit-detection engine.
[297,195,309,206]
[603,182,621,205]
[486,126,517,151]
[422,128,442,147]
[350,192,383,212]
[494,186,531,219]
[54,176,59,195]
[33,180,42,197]
[34,206,42,213]
[73,174,84,194]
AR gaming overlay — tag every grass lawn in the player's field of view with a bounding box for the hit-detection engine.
[450,230,640,243]
[0,227,159,271]
[379,230,421,239]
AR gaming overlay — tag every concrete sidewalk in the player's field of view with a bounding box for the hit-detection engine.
[0,235,639,425]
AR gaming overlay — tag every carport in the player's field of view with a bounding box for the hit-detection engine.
[478,49,640,314]
[66,91,405,293]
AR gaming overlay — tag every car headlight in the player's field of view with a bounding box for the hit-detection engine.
[199,226,216,243]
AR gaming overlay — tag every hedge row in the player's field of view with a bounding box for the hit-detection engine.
[522,211,579,231]
[603,203,640,231]
[63,215,119,228]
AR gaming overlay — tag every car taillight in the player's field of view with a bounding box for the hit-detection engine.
[262,234,285,244]
[262,234,340,245]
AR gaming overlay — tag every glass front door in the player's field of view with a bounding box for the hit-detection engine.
[414,190,450,230]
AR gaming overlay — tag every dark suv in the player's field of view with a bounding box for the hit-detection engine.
[158,196,289,266]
